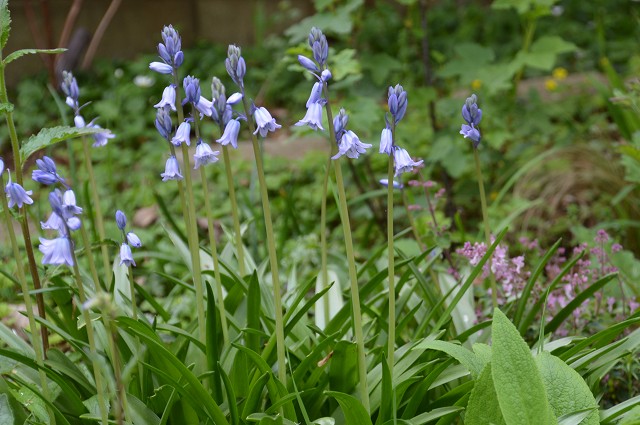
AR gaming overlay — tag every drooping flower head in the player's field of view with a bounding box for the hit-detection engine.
[39,236,74,267]
[161,155,183,181]
[5,172,33,209]
[460,94,482,148]
[295,101,324,131]
[119,243,136,267]
[393,146,423,176]
[115,210,127,230]
[379,127,393,155]
[226,45,246,89]
[127,232,142,248]
[32,156,66,186]
[333,108,349,140]
[154,85,177,111]
[332,130,372,160]
[182,76,201,105]
[217,118,241,149]
[171,120,191,146]
[61,70,79,110]
[252,106,281,138]
[193,140,220,169]
[388,84,408,124]
[114,209,142,267]
[150,24,184,74]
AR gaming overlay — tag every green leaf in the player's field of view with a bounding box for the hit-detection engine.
[0,393,14,425]
[600,394,640,424]
[328,341,358,394]
[3,48,66,65]
[206,282,223,403]
[127,393,161,425]
[0,0,10,49]
[413,340,486,378]
[20,126,106,163]
[325,391,373,425]
[12,386,50,423]
[465,364,505,425]
[536,352,598,424]
[491,309,556,425]
[530,36,577,55]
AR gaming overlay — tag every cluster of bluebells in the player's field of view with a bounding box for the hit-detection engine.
[459,94,482,148]
[31,156,83,267]
[61,71,115,147]
[225,45,281,139]
[295,28,369,161]
[150,25,222,178]
[379,84,423,178]
[115,210,142,267]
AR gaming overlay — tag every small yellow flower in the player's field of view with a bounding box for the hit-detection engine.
[471,79,482,90]
[552,67,568,81]
[545,78,558,91]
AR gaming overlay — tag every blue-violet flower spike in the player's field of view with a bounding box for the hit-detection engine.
[462,94,482,126]
[182,76,201,105]
[161,156,183,181]
[388,84,408,124]
[460,124,481,148]
[155,106,173,140]
[226,45,246,88]
[253,107,281,137]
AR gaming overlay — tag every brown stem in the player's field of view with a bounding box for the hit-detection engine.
[57,0,84,54]
[81,0,122,69]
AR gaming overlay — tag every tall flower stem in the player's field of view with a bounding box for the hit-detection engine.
[195,117,229,345]
[386,135,396,379]
[221,145,246,276]
[70,250,109,425]
[173,74,206,345]
[322,87,370,411]
[320,156,332,322]
[240,96,287,385]
[81,137,112,282]
[0,175,52,410]
[0,58,49,352]
[102,311,128,425]
[473,148,496,307]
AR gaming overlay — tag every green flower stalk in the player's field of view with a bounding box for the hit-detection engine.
[460,94,496,307]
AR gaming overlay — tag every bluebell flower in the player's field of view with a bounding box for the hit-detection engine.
[379,179,404,189]
[393,146,423,176]
[379,127,393,155]
[332,130,372,160]
[5,174,33,208]
[253,106,281,137]
[460,94,482,148]
[296,102,324,131]
[226,45,246,88]
[154,85,177,111]
[126,232,142,248]
[61,190,83,217]
[161,156,183,181]
[333,108,349,137]
[171,121,191,146]
[388,84,407,124]
[89,124,115,147]
[193,141,220,169]
[61,71,79,110]
[66,216,82,231]
[217,119,241,149]
[155,105,173,140]
[119,243,136,267]
[149,62,173,74]
[182,76,201,105]
[0,158,3,175]
[159,25,183,66]
[298,55,319,73]
[308,27,328,67]
[195,96,213,117]
[41,212,64,231]
[74,115,86,128]
[227,92,243,105]
[32,156,66,186]
[115,210,127,230]
[321,69,332,82]
[305,82,323,108]
[39,236,74,267]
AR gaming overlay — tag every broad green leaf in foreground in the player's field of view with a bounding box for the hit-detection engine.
[3,48,66,65]
[19,126,106,163]
[465,363,505,425]
[325,391,373,425]
[492,309,557,425]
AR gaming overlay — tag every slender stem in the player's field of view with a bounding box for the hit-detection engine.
[387,151,395,377]
[401,190,424,250]
[0,59,49,352]
[102,312,127,425]
[240,96,287,386]
[221,145,246,276]
[126,265,137,320]
[320,156,331,323]
[322,86,370,411]
[195,118,229,345]
[70,250,109,425]
[0,176,52,412]
[79,223,103,292]
[81,137,112,284]
[473,148,496,307]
